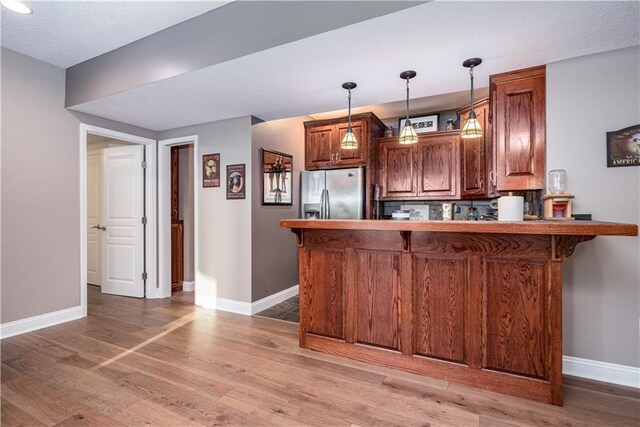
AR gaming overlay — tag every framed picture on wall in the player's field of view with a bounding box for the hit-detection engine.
[606,124,640,167]
[226,164,246,199]
[261,149,293,206]
[202,153,220,187]
[398,114,439,134]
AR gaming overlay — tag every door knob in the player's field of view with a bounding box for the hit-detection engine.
[91,225,100,229]
[99,225,107,231]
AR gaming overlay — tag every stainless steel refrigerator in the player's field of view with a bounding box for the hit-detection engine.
[300,167,364,219]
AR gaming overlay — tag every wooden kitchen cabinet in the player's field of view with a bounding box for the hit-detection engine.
[377,131,460,200]
[491,66,546,191]
[304,112,384,170]
[417,131,460,199]
[171,220,183,292]
[377,137,417,199]
[304,112,385,219]
[457,98,490,198]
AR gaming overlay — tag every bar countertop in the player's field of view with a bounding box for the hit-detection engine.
[280,219,638,236]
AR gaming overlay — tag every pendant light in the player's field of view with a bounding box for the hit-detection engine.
[399,70,418,145]
[340,82,358,150]
[461,58,483,139]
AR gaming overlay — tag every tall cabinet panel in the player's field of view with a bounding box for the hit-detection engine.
[457,98,490,198]
[377,138,417,199]
[417,132,459,199]
[491,66,546,191]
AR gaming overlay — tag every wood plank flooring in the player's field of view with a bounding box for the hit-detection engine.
[1,285,638,426]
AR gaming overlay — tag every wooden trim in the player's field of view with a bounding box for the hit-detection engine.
[281,219,638,236]
[489,65,546,83]
[304,334,554,404]
[304,112,385,131]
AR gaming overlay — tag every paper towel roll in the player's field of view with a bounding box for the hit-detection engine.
[498,196,524,221]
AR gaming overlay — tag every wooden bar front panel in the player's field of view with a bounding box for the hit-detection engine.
[413,254,466,363]
[484,258,547,379]
[355,250,401,350]
[297,228,565,405]
[302,248,344,340]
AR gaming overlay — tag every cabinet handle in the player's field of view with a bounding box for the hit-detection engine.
[336,152,340,162]
[331,153,335,163]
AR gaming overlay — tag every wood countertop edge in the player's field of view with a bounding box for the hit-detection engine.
[279,219,638,236]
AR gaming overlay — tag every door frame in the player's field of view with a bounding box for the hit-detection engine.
[158,136,199,299]
[79,124,158,316]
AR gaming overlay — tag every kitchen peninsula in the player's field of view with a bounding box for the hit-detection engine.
[280,219,637,405]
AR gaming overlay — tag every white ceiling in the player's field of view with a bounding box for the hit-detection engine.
[3,1,639,130]
[0,1,229,68]
[68,1,639,131]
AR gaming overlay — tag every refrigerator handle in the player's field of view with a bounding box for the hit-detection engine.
[320,188,330,219]
[326,190,330,219]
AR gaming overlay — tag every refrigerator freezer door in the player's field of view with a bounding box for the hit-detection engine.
[300,170,326,218]
[325,167,364,219]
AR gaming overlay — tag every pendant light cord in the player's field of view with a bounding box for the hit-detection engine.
[405,78,410,121]
[347,88,352,131]
[469,65,475,114]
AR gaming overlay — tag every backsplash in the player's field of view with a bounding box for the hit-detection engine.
[382,200,497,220]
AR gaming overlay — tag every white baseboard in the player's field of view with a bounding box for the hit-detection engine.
[216,298,252,315]
[251,284,299,315]
[210,284,299,316]
[0,305,85,340]
[563,355,640,388]
[182,281,195,292]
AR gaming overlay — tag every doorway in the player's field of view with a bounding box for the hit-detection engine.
[158,136,199,300]
[80,125,158,316]
[170,144,196,294]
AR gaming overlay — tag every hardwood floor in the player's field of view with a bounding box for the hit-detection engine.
[1,286,638,426]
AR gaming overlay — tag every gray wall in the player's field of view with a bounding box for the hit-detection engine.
[1,47,156,324]
[158,116,253,304]
[547,46,640,367]
[1,48,80,323]
[251,117,306,302]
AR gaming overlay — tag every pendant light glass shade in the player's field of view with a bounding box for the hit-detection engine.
[341,129,358,149]
[399,70,418,145]
[340,82,358,150]
[461,58,483,139]
[399,119,418,145]
[461,111,483,139]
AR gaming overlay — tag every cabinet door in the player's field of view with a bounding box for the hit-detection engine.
[336,120,366,166]
[459,101,488,197]
[417,133,459,199]
[171,221,183,292]
[378,139,417,199]
[493,67,546,191]
[305,125,335,170]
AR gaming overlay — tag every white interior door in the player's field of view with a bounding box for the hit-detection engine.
[87,151,103,285]
[102,145,145,297]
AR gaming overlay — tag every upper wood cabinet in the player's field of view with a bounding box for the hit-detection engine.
[378,138,417,199]
[457,98,490,198]
[377,131,460,200]
[417,132,459,199]
[304,113,384,170]
[491,66,546,191]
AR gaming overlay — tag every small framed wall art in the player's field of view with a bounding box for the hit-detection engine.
[398,114,439,134]
[226,164,246,199]
[606,124,640,167]
[261,149,293,206]
[202,153,220,187]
